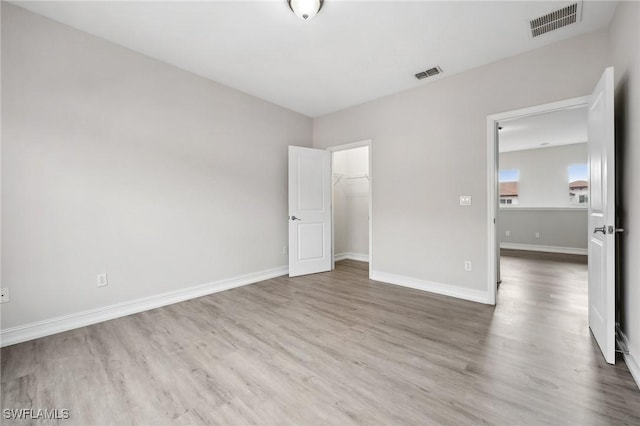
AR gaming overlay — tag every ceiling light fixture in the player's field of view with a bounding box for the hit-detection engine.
[288,0,324,21]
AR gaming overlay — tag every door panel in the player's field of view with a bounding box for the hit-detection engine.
[298,223,325,260]
[288,146,332,277]
[297,156,325,211]
[588,67,616,365]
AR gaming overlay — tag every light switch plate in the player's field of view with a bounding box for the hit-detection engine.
[97,273,108,287]
[459,196,472,206]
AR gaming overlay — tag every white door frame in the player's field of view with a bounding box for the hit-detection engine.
[327,140,373,279]
[486,96,589,305]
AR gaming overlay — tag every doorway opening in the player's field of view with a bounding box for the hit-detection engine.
[487,67,624,364]
[328,140,372,278]
[487,68,617,365]
[495,105,590,342]
[497,104,589,267]
[486,96,589,304]
[490,99,591,326]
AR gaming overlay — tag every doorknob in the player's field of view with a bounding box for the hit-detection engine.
[593,226,606,234]
[290,216,301,221]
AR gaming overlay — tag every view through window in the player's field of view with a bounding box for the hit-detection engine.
[569,164,589,205]
[499,169,519,205]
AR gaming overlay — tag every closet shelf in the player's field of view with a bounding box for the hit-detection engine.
[346,174,369,181]
[334,173,369,186]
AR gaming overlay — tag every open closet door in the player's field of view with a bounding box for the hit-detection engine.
[588,67,616,364]
[288,146,332,277]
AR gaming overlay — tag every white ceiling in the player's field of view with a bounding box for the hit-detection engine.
[498,106,588,152]
[11,1,618,117]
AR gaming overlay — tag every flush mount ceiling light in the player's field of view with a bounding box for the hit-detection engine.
[288,0,324,21]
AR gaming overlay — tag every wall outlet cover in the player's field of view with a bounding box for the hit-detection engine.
[459,196,472,206]
[0,288,9,303]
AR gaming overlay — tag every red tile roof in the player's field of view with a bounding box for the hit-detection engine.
[569,180,588,189]
[500,181,518,197]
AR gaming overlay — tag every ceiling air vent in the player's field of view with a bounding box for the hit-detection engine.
[415,66,442,80]
[530,2,582,38]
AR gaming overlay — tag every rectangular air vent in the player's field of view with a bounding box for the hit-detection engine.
[415,66,442,80]
[530,2,582,38]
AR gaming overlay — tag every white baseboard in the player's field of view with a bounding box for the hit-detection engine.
[0,266,288,348]
[500,242,587,256]
[334,252,369,262]
[371,270,491,304]
[617,326,640,390]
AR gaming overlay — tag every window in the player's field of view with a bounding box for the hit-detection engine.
[499,169,519,182]
[499,169,519,206]
[568,164,588,205]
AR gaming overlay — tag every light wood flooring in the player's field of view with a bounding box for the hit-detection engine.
[2,257,639,425]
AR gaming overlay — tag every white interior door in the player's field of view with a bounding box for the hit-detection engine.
[288,146,332,277]
[588,67,616,364]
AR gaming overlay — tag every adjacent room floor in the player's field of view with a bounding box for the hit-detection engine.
[2,258,639,425]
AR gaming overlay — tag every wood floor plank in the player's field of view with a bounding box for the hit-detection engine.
[2,257,639,425]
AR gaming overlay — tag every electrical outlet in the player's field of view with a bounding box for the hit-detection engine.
[535,232,541,239]
[464,261,472,271]
[0,288,9,303]
[282,246,288,255]
[97,273,108,287]
[505,230,511,237]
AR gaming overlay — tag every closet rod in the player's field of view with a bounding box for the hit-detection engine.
[346,174,369,180]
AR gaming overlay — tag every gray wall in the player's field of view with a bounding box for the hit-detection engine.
[610,1,640,381]
[499,143,588,207]
[314,30,609,294]
[1,4,312,330]
[499,209,587,251]
[498,143,588,251]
